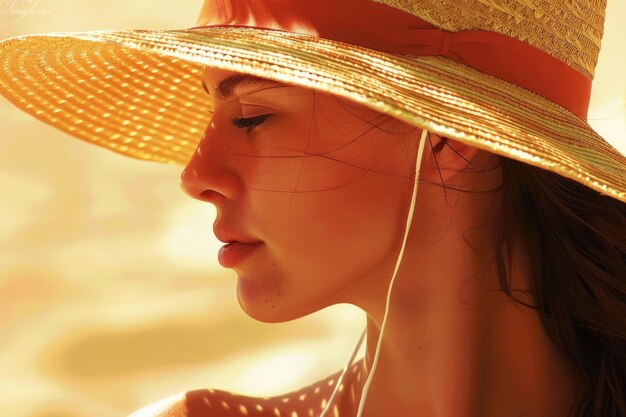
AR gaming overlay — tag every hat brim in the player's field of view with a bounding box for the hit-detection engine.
[1,26,625,203]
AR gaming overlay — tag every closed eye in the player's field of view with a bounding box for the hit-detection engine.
[230,114,270,131]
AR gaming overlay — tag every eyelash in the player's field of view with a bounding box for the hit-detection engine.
[230,114,270,132]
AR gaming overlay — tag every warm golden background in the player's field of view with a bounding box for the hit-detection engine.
[1,1,624,417]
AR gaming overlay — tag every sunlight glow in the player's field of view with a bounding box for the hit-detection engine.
[236,350,318,394]
[157,202,221,271]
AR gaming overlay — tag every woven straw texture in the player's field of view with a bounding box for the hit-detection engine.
[373,0,606,79]
[0,25,624,203]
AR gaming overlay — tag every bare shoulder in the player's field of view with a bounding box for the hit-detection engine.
[126,359,365,417]
[126,391,188,417]
[126,388,289,417]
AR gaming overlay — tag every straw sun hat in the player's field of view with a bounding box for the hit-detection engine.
[0,0,624,203]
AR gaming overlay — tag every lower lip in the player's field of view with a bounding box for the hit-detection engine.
[218,242,263,267]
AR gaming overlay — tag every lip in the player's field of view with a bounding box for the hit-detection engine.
[213,222,262,245]
[218,241,263,267]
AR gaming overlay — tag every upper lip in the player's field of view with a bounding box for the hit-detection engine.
[213,222,262,244]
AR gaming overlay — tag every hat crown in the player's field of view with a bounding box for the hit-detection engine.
[372,0,606,79]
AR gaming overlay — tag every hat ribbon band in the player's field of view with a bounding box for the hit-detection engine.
[190,5,591,119]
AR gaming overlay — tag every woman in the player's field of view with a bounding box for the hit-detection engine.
[0,0,624,416]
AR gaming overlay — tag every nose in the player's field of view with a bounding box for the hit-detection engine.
[179,130,241,203]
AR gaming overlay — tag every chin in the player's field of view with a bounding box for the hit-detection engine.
[236,281,327,324]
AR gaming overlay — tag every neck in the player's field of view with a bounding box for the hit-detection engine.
[333,163,579,417]
[360,306,577,417]
[346,255,575,417]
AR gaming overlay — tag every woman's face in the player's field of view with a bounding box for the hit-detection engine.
[180,68,421,322]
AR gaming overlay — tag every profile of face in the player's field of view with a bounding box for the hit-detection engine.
[180,67,436,323]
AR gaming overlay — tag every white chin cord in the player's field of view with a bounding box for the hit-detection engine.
[319,128,429,417]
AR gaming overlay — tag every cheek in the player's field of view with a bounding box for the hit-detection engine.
[242,101,415,281]
[258,123,412,246]
[260,160,411,285]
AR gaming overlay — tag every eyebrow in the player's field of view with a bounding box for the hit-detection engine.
[201,74,289,98]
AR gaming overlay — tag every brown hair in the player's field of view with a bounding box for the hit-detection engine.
[494,156,626,417]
